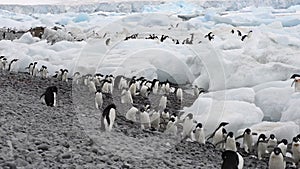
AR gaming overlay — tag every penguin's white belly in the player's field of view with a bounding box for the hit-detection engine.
[121,91,133,104]
[213,129,224,148]
[150,112,160,129]
[166,122,177,135]
[182,119,193,138]
[226,138,237,151]
[269,154,284,169]
[195,129,205,144]
[295,81,300,92]
[140,113,150,129]
[53,92,57,107]
[95,93,103,109]
[237,152,244,169]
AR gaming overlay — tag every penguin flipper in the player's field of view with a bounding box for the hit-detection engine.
[40,93,45,99]
[252,132,258,135]
[291,80,295,87]
[205,133,214,140]
[235,135,244,140]
[214,139,226,147]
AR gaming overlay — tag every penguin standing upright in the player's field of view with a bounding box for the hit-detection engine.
[39,65,48,79]
[1,58,8,71]
[140,107,151,130]
[0,56,6,70]
[62,69,68,82]
[32,62,38,76]
[267,134,277,152]
[290,74,300,92]
[235,128,256,153]
[277,139,288,156]
[292,137,300,165]
[268,147,285,169]
[88,80,97,93]
[207,122,229,149]
[150,110,160,131]
[165,117,177,135]
[257,134,268,160]
[158,95,167,110]
[118,76,128,90]
[151,79,159,95]
[121,89,133,104]
[95,90,103,109]
[175,87,183,104]
[73,72,80,85]
[101,104,116,132]
[126,106,138,122]
[182,113,194,139]
[40,86,58,107]
[193,123,205,144]
[221,150,244,169]
[129,79,137,96]
[7,59,18,72]
[224,132,237,151]
[160,108,170,129]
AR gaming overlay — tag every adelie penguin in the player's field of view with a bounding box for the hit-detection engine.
[204,32,214,41]
[39,65,48,79]
[206,122,229,149]
[0,57,7,71]
[139,107,151,130]
[221,150,244,169]
[95,90,103,110]
[182,113,194,140]
[126,106,138,122]
[101,104,116,132]
[268,147,285,169]
[235,128,257,153]
[40,86,58,107]
[7,59,18,72]
[165,117,177,135]
[32,62,38,76]
[193,123,205,144]
[61,69,69,82]
[257,134,268,160]
[290,74,300,92]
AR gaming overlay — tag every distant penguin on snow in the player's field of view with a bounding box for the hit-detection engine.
[101,104,116,132]
[40,86,58,107]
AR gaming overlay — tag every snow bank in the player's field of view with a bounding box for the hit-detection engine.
[238,121,299,142]
[183,97,264,134]
[201,88,255,103]
[280,93,300,124]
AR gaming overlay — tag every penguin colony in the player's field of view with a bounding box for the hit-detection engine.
[1,57,300,168]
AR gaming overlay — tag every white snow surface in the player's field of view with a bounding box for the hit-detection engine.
[1,1,300,136]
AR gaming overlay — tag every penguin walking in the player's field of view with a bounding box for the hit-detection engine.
[40,86,58,107]
[0,58,8,71]
[165,117,177,135]
[257,134,268,160]
[7,59,18,72]
[268,147,285,169]
[95,90,103,109]
[182,113,194,139]
[73,72,80,84]
[101,104,116,132]
[207,122,229,149]
[126,106,138,122]
[121,89,133,104]
[25,63,34,75]
[193,123,205,144]
[39,65,48,79]
[235,128,256,153]
[221,150,244,169]
[241,30,253,41]
[140,107,151,130]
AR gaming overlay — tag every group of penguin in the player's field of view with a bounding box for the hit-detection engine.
[0,56,18,72]
[37,71,300,169]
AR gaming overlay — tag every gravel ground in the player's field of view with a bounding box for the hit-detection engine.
[0,71,271,169]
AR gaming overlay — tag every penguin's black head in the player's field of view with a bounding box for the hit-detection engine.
[273,147,282,156]
[52,86,58,93]
[140,107,145,112]
[64,69,68,72]
[281,139,288,145]
[163,108,169,113]
[3,58,7,61]
[245,128,251,135]
[293,137,299,143]
[169,117,175,123]
[34,62,37,64]
[270,134,275,139]
[96,89,101,93]
[220,122,229,127]
[0,56,4,59]
[227,132,234,138]
[297,134,300,139]
[258,134,267,141]
[196,123,202,129]
[231,29,234,34]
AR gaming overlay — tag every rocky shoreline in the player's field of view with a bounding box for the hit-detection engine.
[0,71,270,168]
